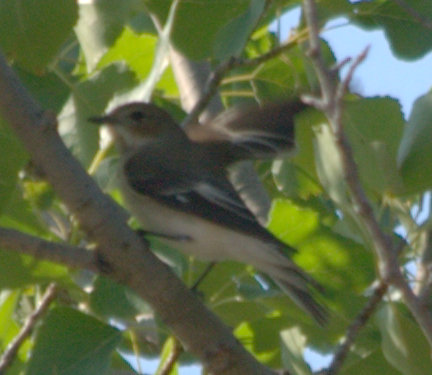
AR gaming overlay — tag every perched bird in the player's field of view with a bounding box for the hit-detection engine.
[89,101,327,324]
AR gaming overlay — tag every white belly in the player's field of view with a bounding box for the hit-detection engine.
[122,184,256,261]
[117,168,293,279]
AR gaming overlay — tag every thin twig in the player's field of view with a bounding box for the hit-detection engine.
[0,283,58,372]
[303,1,335,102]
[303,0,432,352]
[0,226,97,272]
[157,338,184,375]
[325,282,388,375]
[238,36,303,68]
[335,46,369,102]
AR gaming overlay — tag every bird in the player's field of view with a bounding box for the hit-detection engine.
[89,101,327,324]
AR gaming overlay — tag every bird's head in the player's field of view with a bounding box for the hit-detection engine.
[89,102,186,151]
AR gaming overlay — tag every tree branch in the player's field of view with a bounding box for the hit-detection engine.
[325,282,387,375]
[0,283,58,372]
[303,0,432,350]
[0,226,97,271]
[0,51,275,375]
[416,229,432,306]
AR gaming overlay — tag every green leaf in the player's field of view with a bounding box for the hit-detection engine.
[0,0,78,73]
[168,0,252,60]
[343,97,405,195]
[190,261,277,327]
[273,107,326,199]
[15,67,70,113]
[353,0,432,60]
[75,0,142,72]
[214,299,269,327]
[108,0,177,105]
[317,0,354,22]
[235,316,288,367]
[340,347,404,375]
[0,187,46,235]
[314,123,349,206]
[0,116,28,215]
[397,92,432,193]
[376,303,432,375]
[268,199,375,320]
[314,98,405,199]
[213,0,266,60]
[99,28,158,80]
[249,41,330,101]
[0,249,69,289]
[89,276,150,320]
[0,290,20,350]
[27,306,121,375]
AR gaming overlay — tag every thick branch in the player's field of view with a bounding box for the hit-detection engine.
[0,52,274,375]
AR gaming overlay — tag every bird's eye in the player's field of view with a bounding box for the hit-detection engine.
[129,111,146,121]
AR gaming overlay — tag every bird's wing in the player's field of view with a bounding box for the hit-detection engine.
[186,101,304,162]
[123,149,286,245]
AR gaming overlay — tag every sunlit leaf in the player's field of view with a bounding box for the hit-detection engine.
[280,327,312,375]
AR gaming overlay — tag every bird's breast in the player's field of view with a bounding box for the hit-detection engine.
[117,167,277,263]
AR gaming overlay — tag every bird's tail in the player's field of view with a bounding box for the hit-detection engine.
[272,272,328,326]
[252,250,328,325]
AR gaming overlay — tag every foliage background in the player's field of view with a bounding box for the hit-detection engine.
[0,1,432,374]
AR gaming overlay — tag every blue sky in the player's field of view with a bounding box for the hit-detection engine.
[137,8,432,375]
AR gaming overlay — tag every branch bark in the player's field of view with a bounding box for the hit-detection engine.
[325,282,387,375]
[0,226,96,271]
[0,52,275,375]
